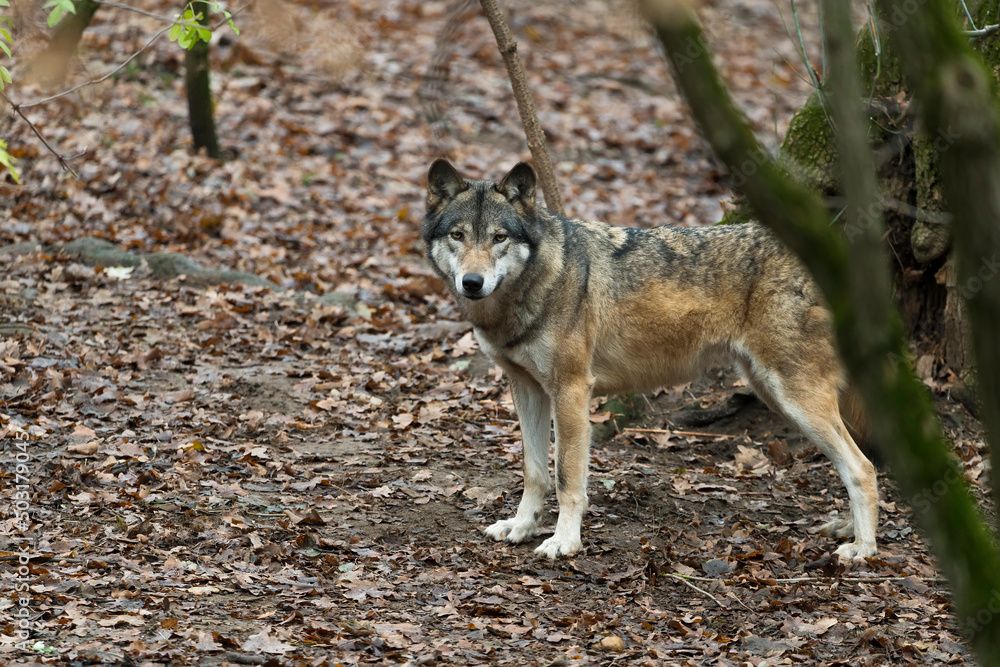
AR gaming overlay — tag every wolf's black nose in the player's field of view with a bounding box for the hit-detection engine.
[462,273,485,293]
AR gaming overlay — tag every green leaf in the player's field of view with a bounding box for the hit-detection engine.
[168,23,183,43]
[46,8,64,27]
[0,65,10,84]
[0,140,21,184]
[43,0,76,27]
[0,40,9,58]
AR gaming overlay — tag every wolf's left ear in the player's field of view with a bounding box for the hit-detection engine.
[497,162,537,213]
[427,159,466,212]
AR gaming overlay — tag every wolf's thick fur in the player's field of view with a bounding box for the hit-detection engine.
[423,159,879,560]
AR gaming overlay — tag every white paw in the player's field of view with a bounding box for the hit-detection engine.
[484,517,538,544]
[818,517,855,538]
[534,533,582,559]
[834,541,876,561]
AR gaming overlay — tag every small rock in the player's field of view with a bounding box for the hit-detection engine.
[599,635,624,652]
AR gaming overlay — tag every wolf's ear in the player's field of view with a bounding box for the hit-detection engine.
[427,159,466,212]
[497,162,536,213]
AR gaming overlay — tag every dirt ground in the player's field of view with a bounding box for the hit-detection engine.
[0,0,993,665]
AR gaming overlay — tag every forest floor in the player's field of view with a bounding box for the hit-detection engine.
[0,0,992,665]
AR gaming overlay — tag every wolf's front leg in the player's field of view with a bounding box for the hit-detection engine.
[484,374,551,544]
[535,378,592,558]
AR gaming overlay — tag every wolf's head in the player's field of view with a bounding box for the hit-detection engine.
[422,159,540,302]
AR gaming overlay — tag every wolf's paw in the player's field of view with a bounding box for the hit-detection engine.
[534,534,582,559]
[484,517,537,544]
[834,540,876,561]
[818,517,855,538]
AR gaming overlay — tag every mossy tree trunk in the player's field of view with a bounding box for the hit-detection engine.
[31,0,100,85]
[184,0,221,160]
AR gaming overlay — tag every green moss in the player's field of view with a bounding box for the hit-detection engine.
[779,93,839,193]
[716,205,755,226]
[591,394,642,441]
[856,18,905,98]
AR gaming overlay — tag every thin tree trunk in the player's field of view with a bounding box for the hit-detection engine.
[479,0,564,216]
[638,1,1000,663]
[31,0,100,85]
[184,0,221,160]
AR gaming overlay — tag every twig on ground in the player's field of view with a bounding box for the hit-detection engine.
[669,571,948,585]
[666,573,728,608]
[623,427,737,439]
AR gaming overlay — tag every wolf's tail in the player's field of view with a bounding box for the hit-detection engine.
[839,386,881,466]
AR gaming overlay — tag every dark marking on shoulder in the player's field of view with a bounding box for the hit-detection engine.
[612,227,644,258]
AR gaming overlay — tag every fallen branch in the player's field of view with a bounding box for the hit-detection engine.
[669,571,948,585]
[478,0,564,216]
[623,427,739,439]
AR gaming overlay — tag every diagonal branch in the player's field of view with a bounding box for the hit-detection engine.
[478,0,564,216]
[0,88,79,177]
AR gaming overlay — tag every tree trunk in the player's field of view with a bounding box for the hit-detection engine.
[184,0,221,160]
[30,0,100,85]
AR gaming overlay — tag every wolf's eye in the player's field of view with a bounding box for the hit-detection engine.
[450,231,463,241]
[494,233,507,243]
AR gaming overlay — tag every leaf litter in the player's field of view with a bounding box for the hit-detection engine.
[0,0,991,664]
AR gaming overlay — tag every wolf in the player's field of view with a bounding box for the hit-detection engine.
[422,158,878,560]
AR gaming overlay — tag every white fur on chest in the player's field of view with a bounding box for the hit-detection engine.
[474,329,556,386]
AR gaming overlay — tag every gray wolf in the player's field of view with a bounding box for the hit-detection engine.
[422,158,878,560]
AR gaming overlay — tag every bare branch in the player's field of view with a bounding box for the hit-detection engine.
[478,0,564,216]
[0,89,79,177]
[20,25,172,109]
[965,24,1000,38]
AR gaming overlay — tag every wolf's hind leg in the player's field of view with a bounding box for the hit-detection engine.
[484,373,551,544]
[739,356,877,560]
[817,516,855,538]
